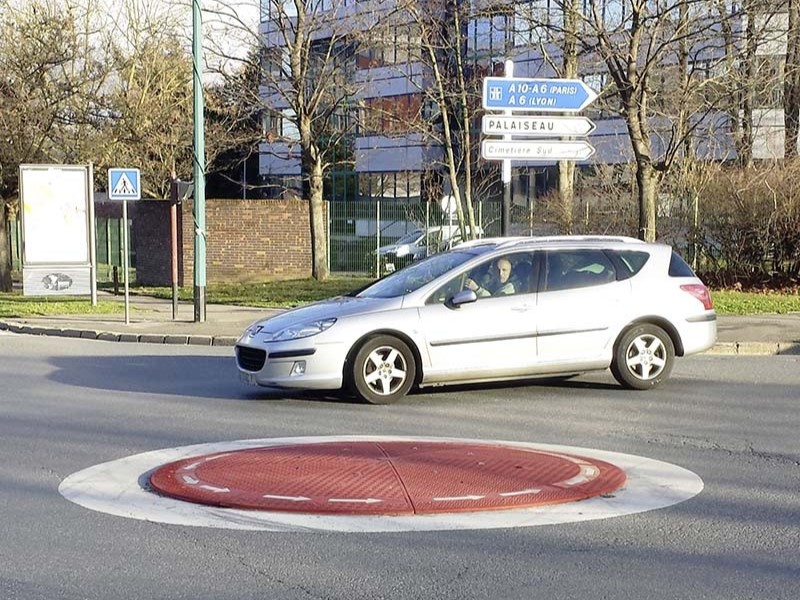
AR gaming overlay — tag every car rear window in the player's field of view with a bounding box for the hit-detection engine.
[607,250,649,279]
[544,250,617,291]
[668,251,696,277]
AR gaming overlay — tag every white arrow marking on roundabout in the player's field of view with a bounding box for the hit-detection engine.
[433,495,485,502]
[262,494,311,502]
[499,488,542,497]
[199,485,230,494]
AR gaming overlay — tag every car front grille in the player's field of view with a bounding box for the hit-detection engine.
[236,346,266,371]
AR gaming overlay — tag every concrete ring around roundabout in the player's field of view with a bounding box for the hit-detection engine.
[58,436,704,533]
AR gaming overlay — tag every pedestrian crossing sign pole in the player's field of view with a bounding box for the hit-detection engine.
[108,168,141,324]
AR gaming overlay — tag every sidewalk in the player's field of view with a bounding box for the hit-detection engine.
[1,292,799,355]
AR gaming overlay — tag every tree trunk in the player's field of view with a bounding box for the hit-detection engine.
[558,162,575,234]
[636,162,658,242]
[738,2,757,167]
[785,0,800,157]
[558,0,579,235]
[308,159,329,280]
[0,203,12,292]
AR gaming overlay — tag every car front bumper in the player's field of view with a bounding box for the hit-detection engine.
[235,340,347,390]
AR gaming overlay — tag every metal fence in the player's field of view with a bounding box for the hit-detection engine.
[9,218,21,271]
[327,200,505,275]
[9,199,567,280]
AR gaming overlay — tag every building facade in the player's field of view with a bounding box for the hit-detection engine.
[257,0,793,207]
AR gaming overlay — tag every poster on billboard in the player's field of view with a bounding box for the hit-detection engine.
[19,164,95,297]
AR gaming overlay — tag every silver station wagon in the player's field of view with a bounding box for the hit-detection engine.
[236,236,717,404]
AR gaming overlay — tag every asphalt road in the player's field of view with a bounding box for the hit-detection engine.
[1,332,798,600]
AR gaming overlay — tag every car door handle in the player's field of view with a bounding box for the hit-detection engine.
[512,304,535,313]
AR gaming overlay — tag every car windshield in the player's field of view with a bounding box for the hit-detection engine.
[357,250,484,298]
[394,230,424,245]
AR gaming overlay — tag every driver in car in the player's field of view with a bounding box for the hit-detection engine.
[465,257,515,297]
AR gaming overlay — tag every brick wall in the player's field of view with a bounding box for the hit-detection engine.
[97,199,315,285]
[179,199,314,284]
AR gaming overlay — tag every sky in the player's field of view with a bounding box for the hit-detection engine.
[97,0,261,76]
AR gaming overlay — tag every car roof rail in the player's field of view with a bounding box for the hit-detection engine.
[453,234,647,252]
[529,235,644,244]
[454,236,528,249]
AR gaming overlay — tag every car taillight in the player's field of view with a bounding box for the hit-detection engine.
[680,284,713,310]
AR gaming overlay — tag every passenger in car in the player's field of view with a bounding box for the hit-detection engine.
[465,257,515,297]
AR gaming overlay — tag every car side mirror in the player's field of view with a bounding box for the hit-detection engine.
[446,289,478,309]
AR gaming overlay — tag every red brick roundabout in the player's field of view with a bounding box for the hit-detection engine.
[149,441,627,515]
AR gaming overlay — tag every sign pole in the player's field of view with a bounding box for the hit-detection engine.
[170,173,179,320]
[122,198,130,324]
[87,163,97,306]
[192,0,207,323]
[107,167,140,323]
[501,60,514,236]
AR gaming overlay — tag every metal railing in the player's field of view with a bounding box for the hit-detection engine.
[327,200,503,275]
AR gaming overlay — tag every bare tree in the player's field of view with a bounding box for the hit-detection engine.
[555,0,581,235]
[99,1,252,198]
[576,1,747,241]
[259,0,369,280]
[102,22,196,198]
[387,0,496,241]
[0,0,105,292]
[713,0,789,166]
[0,0,272,291]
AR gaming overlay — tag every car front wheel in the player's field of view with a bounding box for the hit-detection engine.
[611,324,675,390]
[351,335,416,404]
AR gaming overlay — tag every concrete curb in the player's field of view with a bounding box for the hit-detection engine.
[2,319,799,355]
[0,320,237,347]
[704,341,800,356]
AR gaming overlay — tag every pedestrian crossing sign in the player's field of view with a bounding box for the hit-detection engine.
[108,168,141,200]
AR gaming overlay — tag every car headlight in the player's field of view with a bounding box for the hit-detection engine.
[243,324,264,338]
[395,244,410,258]
[270,318,337,341]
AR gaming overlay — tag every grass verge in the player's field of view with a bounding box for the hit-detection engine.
[711,289,800,315]
[0,294,123,318]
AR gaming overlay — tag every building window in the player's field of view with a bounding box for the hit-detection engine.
[468,12,512,57]
[582,73,609,118]
[754,56,785,108]
[281,109,300,141]
[357,24,418,69]
[361,94,423,135]
[583,0,626,29]
[262,46,290,79]
[261,0,298,22]
[261,110,301,142]
[358,172,422,201]
[514,0,558,47]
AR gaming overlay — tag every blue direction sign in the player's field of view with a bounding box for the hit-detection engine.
[483,77,598,112]
[108,168,141,200]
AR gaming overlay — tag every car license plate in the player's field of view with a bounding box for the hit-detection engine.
[239,371,258,385]
[385,262,396,273]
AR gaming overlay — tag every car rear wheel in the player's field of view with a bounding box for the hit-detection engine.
[351,335,416,404]
[611,324,674,390]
